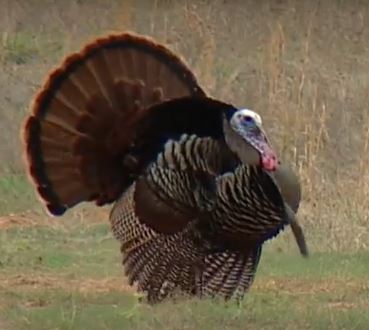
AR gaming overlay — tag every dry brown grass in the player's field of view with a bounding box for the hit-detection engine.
[0,207,109,230]
[2,273,368,305]
[1,0,369,251]
[0,274,133,294]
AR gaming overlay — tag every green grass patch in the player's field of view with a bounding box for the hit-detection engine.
[2,283,369,330]
[259,248,369,279]
[0,173,39,216]
[0,222,120,277]
[1,31,63,65]
[1,219,369,329]
[2,290,136,330]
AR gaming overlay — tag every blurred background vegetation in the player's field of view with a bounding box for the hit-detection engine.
[1,0,369,251]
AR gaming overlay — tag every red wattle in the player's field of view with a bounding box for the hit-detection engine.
[261,154,278,171]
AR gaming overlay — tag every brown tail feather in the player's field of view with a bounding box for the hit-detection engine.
[22,32,205,215]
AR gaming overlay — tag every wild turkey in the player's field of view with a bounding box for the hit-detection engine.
[22,32,308,304]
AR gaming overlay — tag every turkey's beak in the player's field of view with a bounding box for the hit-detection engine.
[285,205,309,257]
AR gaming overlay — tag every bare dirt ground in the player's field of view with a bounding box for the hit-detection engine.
[0,274,133,295]
[0,208,109,230]
[0,212,48,230]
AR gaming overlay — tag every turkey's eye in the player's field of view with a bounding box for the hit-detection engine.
[243,115,253,123]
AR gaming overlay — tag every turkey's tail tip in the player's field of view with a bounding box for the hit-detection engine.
[21,116,65,216]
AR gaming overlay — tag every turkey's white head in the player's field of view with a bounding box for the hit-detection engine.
[223,108,278,171]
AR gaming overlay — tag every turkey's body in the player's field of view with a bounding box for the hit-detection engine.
[109,134,292,303]
[22,32,308,304]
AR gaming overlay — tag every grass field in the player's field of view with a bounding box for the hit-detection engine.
[2,173,367,327]
[0,177,368,330]
[1,205,369,330]
[1,1,369,329]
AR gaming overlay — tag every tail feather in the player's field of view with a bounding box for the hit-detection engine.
[130,239,195,300]
[201,252,229,293]
[221,255,246,298]
[149,254,198,303]
[233,248,262,300]
[141,238,198,303]
[110,183,201,303]
[145,250,177,303]
[110,185,168,287]
[202,252,240,297]
[200,248,262,300]
[22,32,204,216]
[179,263,196,294]
[128,237,166,285]
[136,248,164,290]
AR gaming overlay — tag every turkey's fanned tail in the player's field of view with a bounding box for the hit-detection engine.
[22,32,205,216]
